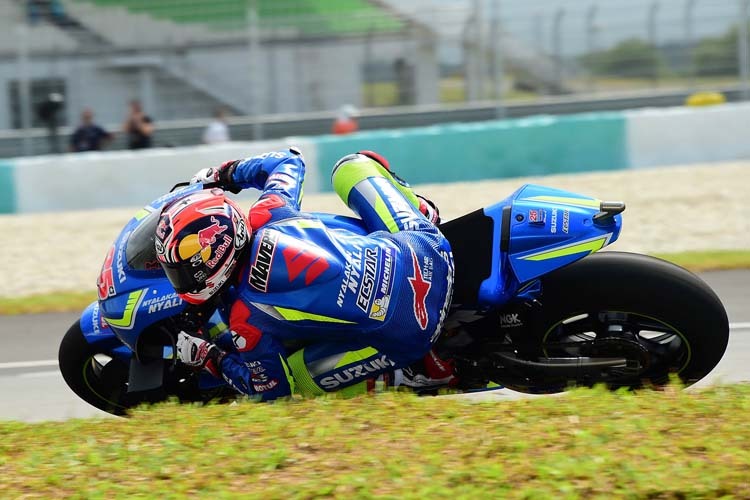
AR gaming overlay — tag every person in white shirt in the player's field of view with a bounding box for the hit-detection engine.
[203,108,231,144]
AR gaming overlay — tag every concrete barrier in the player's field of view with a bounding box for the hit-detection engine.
[627,102,750,168]
[7,139,318,213]
[2,103,749,214]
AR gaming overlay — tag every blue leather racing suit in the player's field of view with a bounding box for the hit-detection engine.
[211,150,454,400]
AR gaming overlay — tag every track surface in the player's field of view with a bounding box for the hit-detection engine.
[1,270,748,422]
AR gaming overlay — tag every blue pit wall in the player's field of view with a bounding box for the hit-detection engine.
[313,111,629,189]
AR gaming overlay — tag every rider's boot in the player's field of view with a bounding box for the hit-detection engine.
[395,349,458,390]
[339,150,441,224]
[416,196,440,225]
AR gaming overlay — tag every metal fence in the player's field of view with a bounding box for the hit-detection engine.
[2,0,750,157]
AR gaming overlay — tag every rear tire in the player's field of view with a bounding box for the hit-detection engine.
[505,252,729,391]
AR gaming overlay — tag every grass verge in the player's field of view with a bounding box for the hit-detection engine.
[1,385,749,497]
[0,291,96,316]
[654,249,750,273]
[1,250,747,316]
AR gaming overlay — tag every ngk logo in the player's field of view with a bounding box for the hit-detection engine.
[500,313,522,327]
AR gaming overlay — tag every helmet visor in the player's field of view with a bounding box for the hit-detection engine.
[161,259,209,295]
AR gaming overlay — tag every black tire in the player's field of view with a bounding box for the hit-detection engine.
[58,321,163,416]
[508,252,729,391]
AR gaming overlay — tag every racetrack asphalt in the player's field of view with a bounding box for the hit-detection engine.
[1,270,748,422]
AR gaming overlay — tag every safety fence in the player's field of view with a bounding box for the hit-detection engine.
[3,0,750,155]
[1,102,749,213]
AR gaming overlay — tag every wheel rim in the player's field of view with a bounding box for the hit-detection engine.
[81,354,129,411]
[542,310,692,383]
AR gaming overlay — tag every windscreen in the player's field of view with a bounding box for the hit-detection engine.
[125,210,163,272]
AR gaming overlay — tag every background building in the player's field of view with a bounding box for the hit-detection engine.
[1,0,749,157]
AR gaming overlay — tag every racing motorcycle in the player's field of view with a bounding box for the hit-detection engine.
[59,182,730,415]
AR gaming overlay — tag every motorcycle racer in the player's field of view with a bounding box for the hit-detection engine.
[155,148,455,400]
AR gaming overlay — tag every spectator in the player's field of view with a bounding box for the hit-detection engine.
[202,108,231,144]
[122,100,154,150]
[70,109,112,152]
[331,104,359,135]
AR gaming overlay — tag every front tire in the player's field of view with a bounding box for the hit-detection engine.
[505,252,729,391]
[58,321,163,416]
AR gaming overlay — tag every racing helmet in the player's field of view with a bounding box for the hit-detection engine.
[155,189,250,304]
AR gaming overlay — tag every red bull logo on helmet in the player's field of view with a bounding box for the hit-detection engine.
[198,216,228,248]
[176,216,231,266]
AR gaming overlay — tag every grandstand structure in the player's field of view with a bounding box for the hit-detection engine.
[4,0,746,159]
[0,0,437,131]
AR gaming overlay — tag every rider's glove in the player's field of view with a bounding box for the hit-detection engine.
[190,160,241,193]
[176,331,225,378]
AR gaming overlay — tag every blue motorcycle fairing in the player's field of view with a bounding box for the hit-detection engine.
[81,297,229,370]
[475,197,519,307]
[474,184,622,305]
[508,184,622,284]
[78,301,146,364]
[78,301,127,353]
[101,282,188,351]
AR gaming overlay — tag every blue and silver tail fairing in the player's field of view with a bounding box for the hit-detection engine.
[477,184,622,306]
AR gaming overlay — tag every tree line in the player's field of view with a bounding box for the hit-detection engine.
[580,22,748,79]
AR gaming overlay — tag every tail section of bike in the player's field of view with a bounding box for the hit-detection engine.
[438,185,728,393]
[442,183,624,309]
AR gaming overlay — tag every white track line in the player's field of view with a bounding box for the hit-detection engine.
[17,371,60,379]
[0,322,748,371]
[0,360,58,370]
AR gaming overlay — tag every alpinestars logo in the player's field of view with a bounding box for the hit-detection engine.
[408,247,432,330]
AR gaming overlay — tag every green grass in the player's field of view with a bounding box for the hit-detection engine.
[0,291,97,316]
[0,250,747,316]
[1,385,749,497]
[654,250,750,273]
